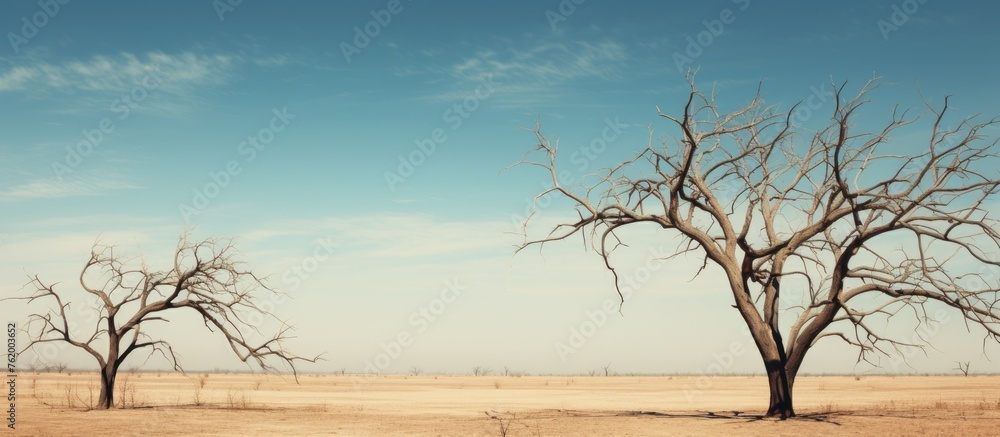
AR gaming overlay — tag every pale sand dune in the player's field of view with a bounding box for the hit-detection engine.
[14,373,1000,436]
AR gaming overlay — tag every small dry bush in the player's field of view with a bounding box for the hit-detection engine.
[486,410,514,437]
[55,382,100,410]
[116,375,145,408]
[226,388,253,409]
[485,410,541,437]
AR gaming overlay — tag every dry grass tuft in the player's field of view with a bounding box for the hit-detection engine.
[225,388,253,410]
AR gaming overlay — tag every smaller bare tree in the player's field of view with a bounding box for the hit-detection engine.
[485,411,514,437]
[954,361,971,377]
[602,362,613,377]
[473,366,491,376]
[9,235,321,409]
[409,366,422,376]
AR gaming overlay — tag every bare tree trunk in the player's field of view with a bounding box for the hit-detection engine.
[98,363,116,409]
[99,328,120,409]
[745,313,797,418]
[765,361,794,419]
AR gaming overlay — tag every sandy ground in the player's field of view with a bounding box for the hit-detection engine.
[9,372,1000,436]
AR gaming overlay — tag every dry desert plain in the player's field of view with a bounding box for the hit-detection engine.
[11,372,1000,436]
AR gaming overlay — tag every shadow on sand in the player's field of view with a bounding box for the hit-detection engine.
[546,409,845,426]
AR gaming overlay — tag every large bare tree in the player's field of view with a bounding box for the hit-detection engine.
[9,236,319,409]
[512,75,1000,418]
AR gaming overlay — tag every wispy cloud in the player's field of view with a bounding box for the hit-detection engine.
[0,51,236,94]
[414,38,630,107]
[451,41,628,84]
[251,55,290,67]
[0,178,139,202]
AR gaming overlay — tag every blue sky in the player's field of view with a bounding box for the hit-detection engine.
[1,1,999,377]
